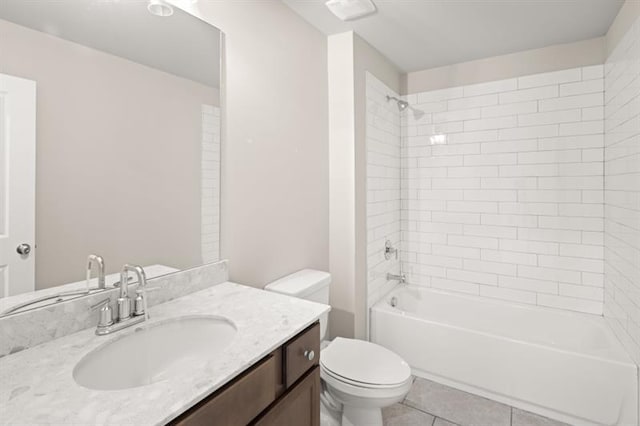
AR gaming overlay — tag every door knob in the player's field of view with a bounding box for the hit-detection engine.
[16,243,31,255]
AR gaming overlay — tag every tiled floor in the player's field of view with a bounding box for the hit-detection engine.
[383,377,570,426]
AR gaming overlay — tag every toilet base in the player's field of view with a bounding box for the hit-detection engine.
[320,392,385,426]
[320,400,341,426]
[342,406,383,426]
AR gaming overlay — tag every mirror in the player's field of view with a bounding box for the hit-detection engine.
[0,0,222,315]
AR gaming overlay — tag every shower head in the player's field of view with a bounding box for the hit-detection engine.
[386,95,409,112]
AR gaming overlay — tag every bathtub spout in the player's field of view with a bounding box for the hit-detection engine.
[387,272,406,283]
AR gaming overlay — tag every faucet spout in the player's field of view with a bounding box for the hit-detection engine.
[87,254,106,289]
[386,272,406,284]
[118,264,147,320]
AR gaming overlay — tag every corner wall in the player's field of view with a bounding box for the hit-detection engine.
[606,0,640,57]
[365,73,401,314]
[327,32,402,339]
[328,31,356,339]
[604,13,640,365]
[354,34,403,338]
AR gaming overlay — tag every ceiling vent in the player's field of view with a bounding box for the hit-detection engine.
[325,0,376,21]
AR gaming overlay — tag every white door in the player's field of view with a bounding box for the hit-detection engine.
[0,74,36,297]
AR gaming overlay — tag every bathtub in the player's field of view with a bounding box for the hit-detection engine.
[370,286,638,426]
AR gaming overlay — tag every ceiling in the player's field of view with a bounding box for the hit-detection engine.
[282,0,625,72]
[0,0,221,88]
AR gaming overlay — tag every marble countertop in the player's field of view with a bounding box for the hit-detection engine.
[0,282,330,425]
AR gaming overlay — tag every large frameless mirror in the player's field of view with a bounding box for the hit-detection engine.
[0,0,222,315]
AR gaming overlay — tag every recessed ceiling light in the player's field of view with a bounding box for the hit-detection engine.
[325,0,376,21]
[148,0,174,17]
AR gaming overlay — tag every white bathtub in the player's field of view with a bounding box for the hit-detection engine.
[370,286,638,426]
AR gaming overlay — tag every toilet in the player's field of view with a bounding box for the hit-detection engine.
[265,269,412,426]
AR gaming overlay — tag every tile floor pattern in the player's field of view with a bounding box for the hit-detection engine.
[383,378,569,426]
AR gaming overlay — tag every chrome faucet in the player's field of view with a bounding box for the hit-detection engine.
[93,264,148,336]
[117,264,147,321]
[87,254,106,289]
[387,272,406,284]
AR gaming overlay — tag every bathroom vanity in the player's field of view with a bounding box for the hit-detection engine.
[174,322,321,426]
[0,281,329,425]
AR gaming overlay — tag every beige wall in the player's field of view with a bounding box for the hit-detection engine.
[0,19,217,289]
[403,37,605,94]
[327,31,402,339]
[178,1,329,288]
[606,0,640,57]
[328,32,356,338]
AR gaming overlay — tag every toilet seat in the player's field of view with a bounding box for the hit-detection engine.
[321,364,411,390]
[320,338,412,388]
[321,365,413,401]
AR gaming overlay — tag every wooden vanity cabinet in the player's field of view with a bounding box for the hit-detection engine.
[253,367,320,426]
[172,322,320,426]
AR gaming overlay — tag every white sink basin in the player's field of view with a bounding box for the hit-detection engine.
[73,316,237,390]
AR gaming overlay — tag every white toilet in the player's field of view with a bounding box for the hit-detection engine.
[265,269,412,426]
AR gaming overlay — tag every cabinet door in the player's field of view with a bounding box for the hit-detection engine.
[173,355,277,426]
[253,366,320,426]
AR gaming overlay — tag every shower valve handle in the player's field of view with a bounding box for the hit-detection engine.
[384,240,398,260]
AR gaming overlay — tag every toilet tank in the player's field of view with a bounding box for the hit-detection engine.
[265,269,330,340]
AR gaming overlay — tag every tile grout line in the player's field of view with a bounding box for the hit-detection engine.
[399,401,440,422]
[401,400,461,426]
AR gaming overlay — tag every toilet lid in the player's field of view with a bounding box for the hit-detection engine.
[320,338,411,386]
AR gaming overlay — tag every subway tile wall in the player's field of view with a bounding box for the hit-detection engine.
[366,73,402,308]
[604,17,640,364]
[401,66,605,314]
[201,104,221,264]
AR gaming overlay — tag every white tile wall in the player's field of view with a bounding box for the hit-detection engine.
[201,104,220,264]
[401,65,605,315]
[604,17,640,364]
[366,73,402,308]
